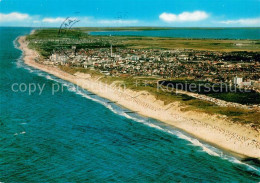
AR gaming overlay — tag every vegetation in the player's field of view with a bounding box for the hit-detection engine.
[57,65,260,126]
[159,80,260,105]
[27,28,260,58]
[122,37,260,52]
[26,29,116,58]
[27,28,260,127]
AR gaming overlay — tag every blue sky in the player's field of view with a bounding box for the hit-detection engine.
[0,0,259,27]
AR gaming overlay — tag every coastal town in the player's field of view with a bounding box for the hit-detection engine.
[42,45,260,91]
[3,0,260,181]
[17,28,260,173]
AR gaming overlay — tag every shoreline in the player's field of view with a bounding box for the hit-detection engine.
[18,35,260,159]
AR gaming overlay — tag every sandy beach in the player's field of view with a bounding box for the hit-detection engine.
[18,35,260,159]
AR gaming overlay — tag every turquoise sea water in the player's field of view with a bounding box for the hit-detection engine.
[89,28,260,39]
[0,27,260,182]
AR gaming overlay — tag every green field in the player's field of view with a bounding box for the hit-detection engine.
[26,28,260,127]
[123,37,260,51]
[57,65,260,126]
[27,28,260,59]
[159,80,260,105]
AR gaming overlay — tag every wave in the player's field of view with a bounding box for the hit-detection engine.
[14,131,26,136]
[24,70,260,176]
[48,77,260,175]
[13,37,20,50]
[12,36,260,175]
[13,36,34,73]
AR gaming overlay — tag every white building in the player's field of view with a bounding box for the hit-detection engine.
[131,55,139,61]
[233,76,243,86]
[241,81,252,87]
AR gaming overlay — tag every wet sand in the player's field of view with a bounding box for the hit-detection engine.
[18,35,260,159]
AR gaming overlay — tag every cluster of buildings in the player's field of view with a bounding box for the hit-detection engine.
[42,46,260,90]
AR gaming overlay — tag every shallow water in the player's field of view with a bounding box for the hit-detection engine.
[0,27,260,182]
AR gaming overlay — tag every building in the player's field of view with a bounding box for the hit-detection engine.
[233,76,243,86]
[131,55,139,61]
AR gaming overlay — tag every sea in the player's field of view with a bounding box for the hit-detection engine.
[0,27,260,182]
[89,28,260,39]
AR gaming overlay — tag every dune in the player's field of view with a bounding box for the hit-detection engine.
[18,35,260,159]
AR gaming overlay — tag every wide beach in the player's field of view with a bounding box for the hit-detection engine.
[18,35,260,159]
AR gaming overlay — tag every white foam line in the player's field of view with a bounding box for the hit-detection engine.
[13,36,260,174]
[13,36,40,74]
[64,81,260,175]
[13,37,19,50]
[14,131,26,136]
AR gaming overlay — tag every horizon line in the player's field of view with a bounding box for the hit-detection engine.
[1,26,260,29]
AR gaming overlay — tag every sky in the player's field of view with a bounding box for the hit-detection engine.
[0,0,259,27]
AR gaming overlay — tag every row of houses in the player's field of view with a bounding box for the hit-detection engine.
[41,46,260,89]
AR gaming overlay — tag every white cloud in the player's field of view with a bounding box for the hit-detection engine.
[159,11,209,23]
[0,12,30,22]
[98,19,138,25]
[219,17,260,26]
[42,17,65,23]
[159,13,177,23]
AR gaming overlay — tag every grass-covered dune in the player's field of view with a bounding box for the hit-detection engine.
[26,28,260,127]
[159,80,260,105]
